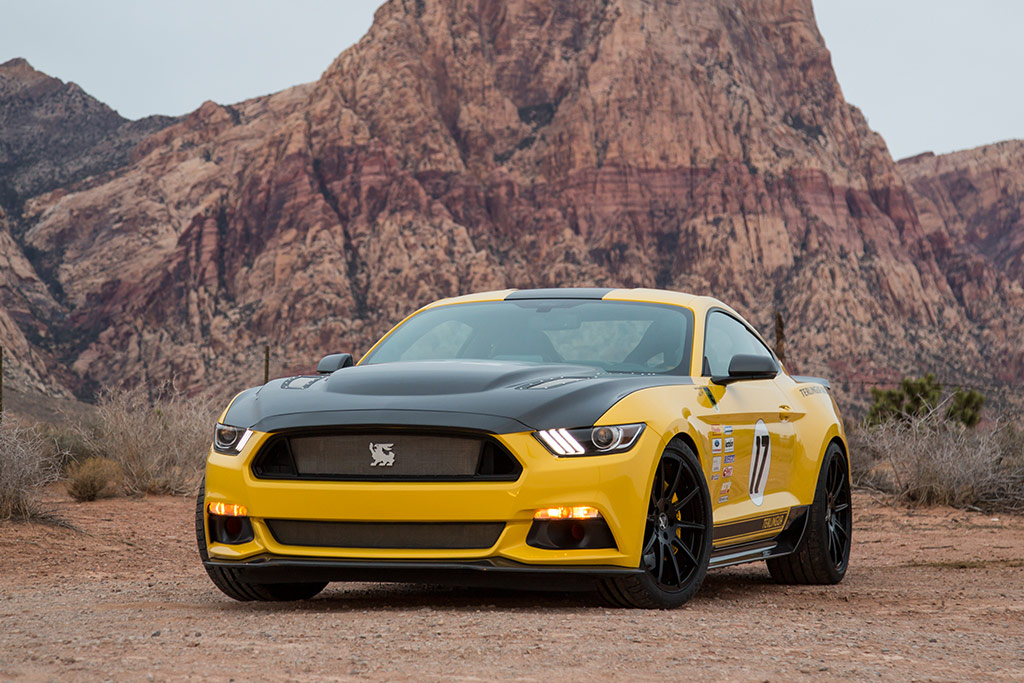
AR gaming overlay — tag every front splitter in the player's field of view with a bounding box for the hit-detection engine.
[204,555,642,591]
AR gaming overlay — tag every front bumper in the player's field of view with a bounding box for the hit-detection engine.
[203,427,662,572]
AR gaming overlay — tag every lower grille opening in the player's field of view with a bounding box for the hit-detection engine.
[265,520,506,550]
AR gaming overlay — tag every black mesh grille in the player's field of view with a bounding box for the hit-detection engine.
[251,430,521,481]
[265,520,506,550]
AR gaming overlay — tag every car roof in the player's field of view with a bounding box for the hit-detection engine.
[423,287,738,318]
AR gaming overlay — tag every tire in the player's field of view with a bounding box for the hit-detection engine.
[767,442,852,584]
[195,478,327,601]
[600,441,712,609]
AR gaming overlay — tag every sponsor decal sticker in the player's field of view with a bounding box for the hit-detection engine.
[712,425,724,436]
[722,465,733,478]
[724,425,733,435]
[718,494,730,504]
[720,480,731,494]
[711,473,720,481]
[724,436,734,454]
[712,437,723,454]
[799,384,827,397]
[748,419,772,506]
[712,456,722,472]
[724,454,735,464]
[761,513,787,531]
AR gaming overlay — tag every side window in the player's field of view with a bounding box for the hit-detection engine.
[703,311,775,376]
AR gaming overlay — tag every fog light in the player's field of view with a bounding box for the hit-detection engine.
[534,506,602,520]
[224,517,243,536]
[526,517,617,550]
[207,507,254,545]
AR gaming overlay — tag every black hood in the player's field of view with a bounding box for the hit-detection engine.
[223,360,692,434]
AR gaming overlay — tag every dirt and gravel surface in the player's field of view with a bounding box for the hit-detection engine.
[1,488,1022,681]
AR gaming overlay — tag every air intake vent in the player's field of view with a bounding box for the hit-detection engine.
[265,520,506,550]
[251,430,522,482]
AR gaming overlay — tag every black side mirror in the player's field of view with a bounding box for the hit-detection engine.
[711,354,778,385]
[317,353,354,374]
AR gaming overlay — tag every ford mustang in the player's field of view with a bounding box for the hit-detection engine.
[196,288,851,608]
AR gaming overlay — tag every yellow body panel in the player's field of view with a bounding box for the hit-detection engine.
[203,288,847,572]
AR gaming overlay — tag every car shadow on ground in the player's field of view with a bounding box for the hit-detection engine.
[203,564,783,613]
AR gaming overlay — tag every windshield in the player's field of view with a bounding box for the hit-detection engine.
[362,299,694,374]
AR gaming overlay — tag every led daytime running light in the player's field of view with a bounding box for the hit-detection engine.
[536,428,585,455]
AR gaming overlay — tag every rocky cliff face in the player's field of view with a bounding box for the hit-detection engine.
[3,0,1023,412]
[898,142,1024,387]
[0,58,176,215]
[900,142,1024,286]
[0,58,178,399]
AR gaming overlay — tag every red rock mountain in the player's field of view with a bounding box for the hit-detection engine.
[1,0,1022,412]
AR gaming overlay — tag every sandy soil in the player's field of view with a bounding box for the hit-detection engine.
[1,488,1022,681]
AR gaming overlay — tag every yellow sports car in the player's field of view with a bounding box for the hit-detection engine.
[197,288,851,608]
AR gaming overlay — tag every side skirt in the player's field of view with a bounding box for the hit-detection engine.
[708,506,809,570]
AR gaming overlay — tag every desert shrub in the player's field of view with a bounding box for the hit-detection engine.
[0,420,62,520]
[848,412,1024,511]
[75,384,217,495]
[65,456,123,502]
[37,421,103,473]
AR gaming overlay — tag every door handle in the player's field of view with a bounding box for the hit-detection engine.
[779,404,792,421]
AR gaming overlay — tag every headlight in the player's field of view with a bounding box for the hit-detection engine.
[213,423,253,454]
[534,423,644,457]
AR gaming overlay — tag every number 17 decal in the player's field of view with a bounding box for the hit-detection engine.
[749,419,772,506]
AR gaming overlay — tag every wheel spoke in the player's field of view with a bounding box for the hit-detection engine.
[833,502,849,514]
[651,461,664,508]
[830,530,843,566]
[654,540,665,582]
[668,542,683,585]
[672,488,697,514]
[828,525,841,556]
[668,462,683,500]
[672,535,698,567]
[829,463,845,499]
[675,521,704,531]
[833,521,850,541]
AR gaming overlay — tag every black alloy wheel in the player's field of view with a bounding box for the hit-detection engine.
[824,451,852,570]
[600,442,712,608]
[767,442,852,584]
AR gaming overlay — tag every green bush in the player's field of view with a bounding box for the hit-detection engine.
[867,374,985,428]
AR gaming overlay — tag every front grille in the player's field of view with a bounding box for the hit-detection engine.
[251,430,522,482]
[265,520,506,550]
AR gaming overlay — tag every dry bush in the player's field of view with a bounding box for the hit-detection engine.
[65,456,123,502]
[0,420,61,520]
[848,412,1024,512]
[75,384,218,495]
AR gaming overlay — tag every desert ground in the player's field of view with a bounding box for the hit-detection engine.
[1,489,1021,681]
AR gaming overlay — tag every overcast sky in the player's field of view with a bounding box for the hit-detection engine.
[2,1,1022,161]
